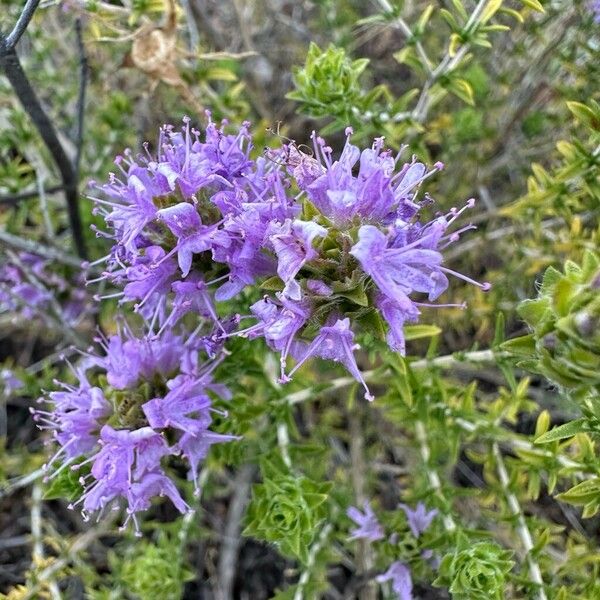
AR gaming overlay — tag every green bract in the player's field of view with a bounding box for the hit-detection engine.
[435,541,514,600]
[504,250,600,396]
[287,42,369,121]
[244,458,331,564]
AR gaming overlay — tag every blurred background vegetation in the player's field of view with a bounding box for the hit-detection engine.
[1,0,600,598]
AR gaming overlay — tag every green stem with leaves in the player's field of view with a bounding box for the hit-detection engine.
[492,443,547,600]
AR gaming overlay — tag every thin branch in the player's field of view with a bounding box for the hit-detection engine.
[0,184,63,206]
[375,0,433,74]
[0,468,45,500]
[454,416,592,479]
[30,484,61,600]
[293,518,335,600]
[285,349,501,405]
[415,421,457,532]
[180,0,200,50]
[74,18,88,177]
[349,408,377,600]
[4,0,41,51]
[0,228,87,269]
[36,171,54,238]
[217,465,255,600]
[277,421,292,469]
[23,518,115,600]
[391,0,487,124]
[492,443,547,600]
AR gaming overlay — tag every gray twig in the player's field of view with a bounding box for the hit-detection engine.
[0,228,87,269]
[4,0,41,51]
[217,465,255,600]
[349,408,377,600]
[0,184,63,205]
[74,18,88,178]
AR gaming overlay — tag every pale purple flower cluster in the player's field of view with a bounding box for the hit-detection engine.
[38,115,486,531]
[89,116,487,402]
[346,500,439,599]
[0,252,87,325]
[590,0,600,23]
[35,325,234,533]
[1,368,24,396]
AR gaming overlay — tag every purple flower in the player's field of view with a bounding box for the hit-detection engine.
[249,295,310,378]
[306,279,333,296]
[177,430,238,495]
[376,294,420,355]
[296,131,436,227]
[267,219,327,299]
[590,0,600,22]
[34,362,111,469]
[142,382,213,434]
[161,274,221,334]
[38,317,236,534]
[98,329,183,390]
[121,246,178,318]
[212,208,278,300]
[399,502,438,538]
[347,501,385,541]
[350,225,447,304]
[75,425,188,530]
[288,317,374,401]
[157,202,230,277]
[96,161,162,254]
[376,562,413,600]
[1,369,24,395]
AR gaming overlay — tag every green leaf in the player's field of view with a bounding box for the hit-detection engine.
[500,335,536,356]
[493,312,506,347]
[445,78,475,105]
[44,463,86,501]
[417,5,435,32]
[567,101,600,132]
[534,410,551,438]
[260,276,284,291]
[404,324,442,341]
[480,0,503,24]
[535,418,589,444]
[556,478,600,505]
[519,0,544,12]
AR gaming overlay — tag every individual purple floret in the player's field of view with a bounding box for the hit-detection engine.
[590,0,600,22]
[287,317,374,401]
[266,219,327,299]
[376,562,413,600]
[347,501,385,541]
[399,502,438,538]
[157,202,230,277]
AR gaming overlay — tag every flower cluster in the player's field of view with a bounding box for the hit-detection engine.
[347,500,438,599]
[91,115,487,402]
[40,115,486,531]
[0,251,88,325]
[35,325,234,533]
